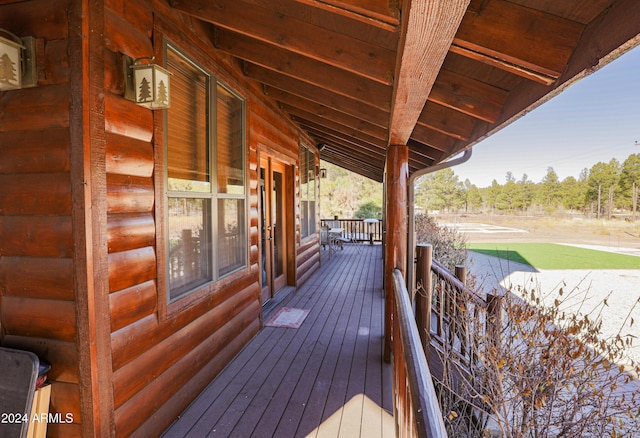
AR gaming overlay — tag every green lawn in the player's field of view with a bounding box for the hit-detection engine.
[466,243,640,270]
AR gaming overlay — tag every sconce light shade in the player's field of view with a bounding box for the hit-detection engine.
[124,56,171,109]
[320,168,327,179]
[0,30,36,91]
[131,61,171,109]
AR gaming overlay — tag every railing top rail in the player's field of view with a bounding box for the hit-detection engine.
[392,269,448,438]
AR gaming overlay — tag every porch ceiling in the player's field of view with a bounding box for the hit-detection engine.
[169,0,640,182]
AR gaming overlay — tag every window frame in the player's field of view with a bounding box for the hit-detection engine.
[299,145,317,240]
[158,40,248,317]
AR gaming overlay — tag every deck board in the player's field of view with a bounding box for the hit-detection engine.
[162,244,392,438]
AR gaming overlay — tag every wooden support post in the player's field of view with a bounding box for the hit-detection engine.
[384,144,408,363]
[454,265,467,354]
[486,293,503,347]
[415,244,432,359]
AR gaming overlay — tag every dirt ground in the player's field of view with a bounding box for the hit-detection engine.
[435,213,640,249]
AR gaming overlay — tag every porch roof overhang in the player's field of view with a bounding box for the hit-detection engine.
[169,0,640,183]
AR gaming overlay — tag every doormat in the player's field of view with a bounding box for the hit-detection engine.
[265,307,310,328]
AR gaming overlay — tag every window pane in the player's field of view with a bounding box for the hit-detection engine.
[167,197,212,299]
[217,85,244,195]
[167,48,210,193]
[217,198,246,276]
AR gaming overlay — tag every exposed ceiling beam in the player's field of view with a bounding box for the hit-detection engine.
[246,63,391,111]
[262,86,390,128]
[282,103,388,141]
[388,0,470,145]
[169,0,396,83]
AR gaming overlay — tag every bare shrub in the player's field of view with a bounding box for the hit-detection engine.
[436,280,640,437]
[415,213,467,270]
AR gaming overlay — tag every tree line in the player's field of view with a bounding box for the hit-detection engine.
[415,153,640,219]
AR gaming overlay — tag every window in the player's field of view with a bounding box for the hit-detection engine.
[165,43,246,302]
[300,146,316,239]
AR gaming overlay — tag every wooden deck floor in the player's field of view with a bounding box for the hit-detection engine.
[163,243,394,438]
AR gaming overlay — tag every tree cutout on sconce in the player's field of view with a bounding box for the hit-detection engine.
[138,77,152,102]
[157,80,168,106]
[0,52,17,84]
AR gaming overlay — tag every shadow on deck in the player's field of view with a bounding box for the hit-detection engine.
[163,243,394,438]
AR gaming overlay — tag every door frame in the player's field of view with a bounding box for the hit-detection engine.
[259,155,293,304]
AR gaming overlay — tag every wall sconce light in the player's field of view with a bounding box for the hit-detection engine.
[124,55,171,109]
[0,29,37,91]
[320,168,327,179]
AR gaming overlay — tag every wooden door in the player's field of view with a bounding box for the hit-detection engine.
[260,157,288,303]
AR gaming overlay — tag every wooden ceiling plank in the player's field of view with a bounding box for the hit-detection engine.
[215,29,393,104]
[265,87,389,129]
[305,128,387,159]
[417,101,477,141]
[314,0,400,25]
[291,115,388,148]
[453,0,584,80]
[281,103,388,141]
[262,85,390,128]
[320,150,383,181]
[409,124,457,153]
[169,0,396,84]
[388,0,470,145]
[246,63,390,112]
[429,69,508,123]
[252,0,399,47]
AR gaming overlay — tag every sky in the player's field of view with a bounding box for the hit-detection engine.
[452,44,640,188]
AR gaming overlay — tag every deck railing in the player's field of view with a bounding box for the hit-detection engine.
[391,268,448,438]
[320,218,382,244]
[415,244,502,373]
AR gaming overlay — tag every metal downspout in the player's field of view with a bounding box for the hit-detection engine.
[406,148,473,290]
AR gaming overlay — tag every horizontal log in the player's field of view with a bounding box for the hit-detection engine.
[0,256,74,301]
[105,0,153,38]
[104,92,154,142]
[49,381,81,424]
[110,280,158,332]
[107,174,154,214]
[0,216,73,258]
[0,83,70,132]
[127,318,259,437]
[112,281,259,408]
[0,129,70,174]
[297,258,319,287]
[107,212,156,253]
[104,6,153,59]
[1,336,79,384]
[108,246,157,293]
[114,305,261,436]
[111,270,259,370]
[105,132,154,177]
[0,173,71,215]
[1,296,76,342]
[0,0,70,40]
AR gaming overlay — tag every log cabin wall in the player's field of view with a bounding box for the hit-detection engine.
[0,1,84,436]
[0,0,321,436]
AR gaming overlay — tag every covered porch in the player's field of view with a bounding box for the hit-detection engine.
[163,244,393,437]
